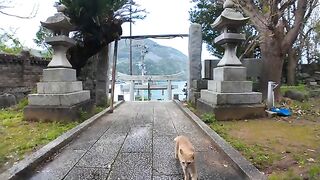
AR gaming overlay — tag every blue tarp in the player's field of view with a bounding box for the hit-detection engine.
[270,107,292,117]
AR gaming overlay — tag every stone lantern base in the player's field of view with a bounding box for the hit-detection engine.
[197,66,266,120]
[197,99,265,121]
[24,68,93,122]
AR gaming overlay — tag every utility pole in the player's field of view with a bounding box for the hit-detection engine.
[129,0,133,75]
[110,40,118,112]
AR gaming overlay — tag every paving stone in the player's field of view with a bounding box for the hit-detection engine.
[66,119,113,150]
[29,149,85,180]
[180,132,218,152]
[64,167,109,180]
[166,103,199,133]
[121,124,152,153]
[108,153,152,180]
[153,135,182,176]
[132,103,154,127]
[76,133,127,168]
[196,151,243,180]
[153,103,177,136]
[26,101,249,180]
[153,175,182,180]
[165,103,221,151]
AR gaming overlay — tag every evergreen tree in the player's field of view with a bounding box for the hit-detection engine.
[59,0,145,73]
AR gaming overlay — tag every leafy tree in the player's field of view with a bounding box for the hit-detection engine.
[191,0,319,99]
[189,0,259,58]
[0,29,23,55]
[59,0,145,105]
[189,0,224,57]
[33,26,53,58]
[59,0,145,73]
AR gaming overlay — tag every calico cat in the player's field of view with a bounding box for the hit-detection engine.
[174,135,198,180]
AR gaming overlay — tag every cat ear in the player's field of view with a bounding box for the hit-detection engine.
[180,149,183,155]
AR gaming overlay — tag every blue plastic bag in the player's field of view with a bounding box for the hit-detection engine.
[270,107,292,117]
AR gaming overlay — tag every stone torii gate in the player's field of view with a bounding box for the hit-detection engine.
[117,72,183,101]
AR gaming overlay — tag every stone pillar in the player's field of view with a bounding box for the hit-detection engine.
[130,80,135,101]
[167,80,172,100]
[188,23,202,102]
[95,46,109,106]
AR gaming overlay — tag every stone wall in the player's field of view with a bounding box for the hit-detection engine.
[0,52,49,104]
[204,58,263,80]
[0,52,48,89]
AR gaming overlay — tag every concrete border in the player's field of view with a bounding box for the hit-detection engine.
[173,100,266,180]
[0,101,124,180]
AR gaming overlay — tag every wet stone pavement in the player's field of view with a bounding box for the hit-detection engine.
[28,101,243,180]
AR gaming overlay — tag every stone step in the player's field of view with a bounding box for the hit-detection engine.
[208,80,252,93]
[197,98,266,121]
[213,66,247,81]
[192,80,208,91]
[28,90,90,106]
[37,81,83,94]
[200,90,262,105]
[42,68,77,82]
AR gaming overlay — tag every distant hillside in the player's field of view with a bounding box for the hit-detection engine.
[27,39,188,79]
[117,39,187,79]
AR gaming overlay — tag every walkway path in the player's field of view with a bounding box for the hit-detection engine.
[28,101,243,180]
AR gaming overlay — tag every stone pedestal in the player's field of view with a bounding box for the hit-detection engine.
[197,66,265,120]
[24,9,93,122]
[197,99,265,121]
[189,80,207,105]
[24,68,92,122]
[197,0,265,120]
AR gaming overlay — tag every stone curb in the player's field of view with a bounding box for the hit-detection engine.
[0,101,124,180]
[173,100,267,180]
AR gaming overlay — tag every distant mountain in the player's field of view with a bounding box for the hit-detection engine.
[117,39,187,79]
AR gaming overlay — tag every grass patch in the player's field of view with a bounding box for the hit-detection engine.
[268,169,301,180]
[199,112,277,169]
[208,120,278,169]
[0,107,79,173]
[0,98,110,173]
[280,84,308,95]
[185,101,196,113]
[308,165,320,180]
[195,97,320,179]
[201,113,215,124]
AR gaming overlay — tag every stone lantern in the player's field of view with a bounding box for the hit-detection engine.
[24,7,92,122]
[197,0,265,120]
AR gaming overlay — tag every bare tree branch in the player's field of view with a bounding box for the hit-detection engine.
[281,0,308,52]
[0,1,39,19]
[234,0,268,31]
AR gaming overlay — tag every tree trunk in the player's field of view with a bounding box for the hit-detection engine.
[260,36,284,101]
[95,46,109,106]
[287,48,298,85]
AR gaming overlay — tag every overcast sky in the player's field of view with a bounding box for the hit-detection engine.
[0,0,214,59]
